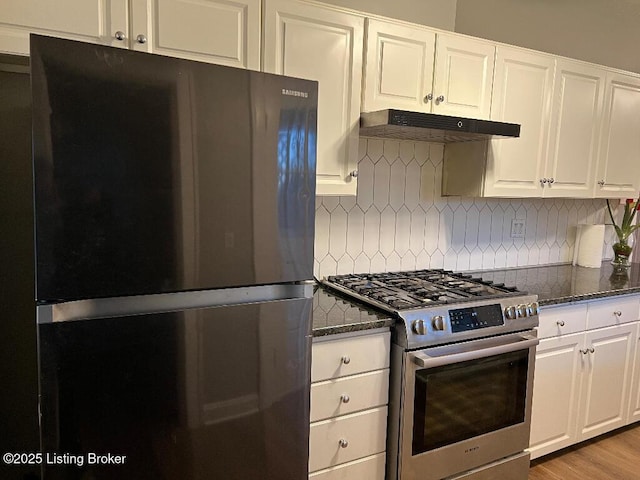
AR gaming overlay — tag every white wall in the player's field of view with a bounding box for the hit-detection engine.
[321,0,457,30]
[455,0,640,73]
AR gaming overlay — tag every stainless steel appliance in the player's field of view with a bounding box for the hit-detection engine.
[323,270,539,480]
[360,109,520,142]
[1,34,317,480]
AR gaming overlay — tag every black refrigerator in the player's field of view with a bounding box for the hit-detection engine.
[0,35,317,480]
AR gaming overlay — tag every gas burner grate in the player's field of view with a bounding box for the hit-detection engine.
[325,269,523,311]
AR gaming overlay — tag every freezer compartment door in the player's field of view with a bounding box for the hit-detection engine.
[38,296,312,480]
[31,35,317,302]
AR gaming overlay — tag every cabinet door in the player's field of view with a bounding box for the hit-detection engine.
[484,46,554,197]
[0,0,128,55]
[544,60,604,197]
[130,0,260,69]
[432,33,495,119]
[362,19,435,113]
[595,71,640,198]
[264,0,363,196]
[627,322,640,423]
[578,323,636,442]
[528,333,582,460]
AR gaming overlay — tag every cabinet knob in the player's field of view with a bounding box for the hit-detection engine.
[589,347,595,354]
[540,178,548,185]
[424,93,433,102]
[340,394,350,404]
[341,355,351,365]
[580,349,589,355]
[349,170,358,178]
[548,177,555,184]
[114,31,126,41]
[338,439,349,448]
[597,180,605,186]
[435,95,445,104]
[136,34,148,44]
[614,311,622,317]
[557,320,565,327]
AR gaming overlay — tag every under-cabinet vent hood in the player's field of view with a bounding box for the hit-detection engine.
[360,109,520,143]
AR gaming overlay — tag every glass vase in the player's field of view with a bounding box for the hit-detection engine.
[611,239,632,270]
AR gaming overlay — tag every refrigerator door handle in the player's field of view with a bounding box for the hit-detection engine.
[37,282,315,324]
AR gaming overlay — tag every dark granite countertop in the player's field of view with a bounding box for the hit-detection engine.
[312,262,640,336]
[475,261,640,306]
[312,284,395,337]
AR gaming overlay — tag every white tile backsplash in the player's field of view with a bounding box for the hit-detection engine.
[314,139,616,277]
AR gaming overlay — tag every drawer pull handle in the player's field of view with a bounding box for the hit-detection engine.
[338,439,349,448]
[341,356,351,365]
[557,320,565,327]
[340,394,350,404]
[614,311,622,317]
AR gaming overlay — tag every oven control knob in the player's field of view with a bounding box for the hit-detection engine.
[517,304,529,317]
[527,302,539,316]
[412,319,427,335]
[504,305,517,320]
[431,315,445,331]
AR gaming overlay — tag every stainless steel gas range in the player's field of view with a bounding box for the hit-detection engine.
[323,270,539,480]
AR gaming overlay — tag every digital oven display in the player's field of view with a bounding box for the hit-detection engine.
[449,304,504,333]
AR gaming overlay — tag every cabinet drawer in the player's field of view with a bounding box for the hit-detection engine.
[309,452,385,480]
[311,332,390,382]
[309,406,387,472]
[587,296,640,329]
[538,303,587,338]
[311,369,389,422]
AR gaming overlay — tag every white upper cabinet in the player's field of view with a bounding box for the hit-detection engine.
[455,47,612,199]
[129,0,260,69]
[482,46,555,197]
[362,20,495,120]
[0,0,128,54]
[432,33,495,119]
[263,0,364,196]
[362,19,435,113]
[544,59,604,197]
[0,0,260,69]
[595,71,640,197]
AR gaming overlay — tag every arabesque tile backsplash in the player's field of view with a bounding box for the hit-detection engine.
[313,138,617,278]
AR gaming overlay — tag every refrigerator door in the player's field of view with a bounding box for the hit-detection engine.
[31,35,317,302]
[38,295,312,480]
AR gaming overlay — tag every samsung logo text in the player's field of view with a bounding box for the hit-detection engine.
[282,89,309,98]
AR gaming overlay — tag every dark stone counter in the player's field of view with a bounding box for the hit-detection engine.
[475,262,640,306]
[312,262,640,336]
[312,284,395,337]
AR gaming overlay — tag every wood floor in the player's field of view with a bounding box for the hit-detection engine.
[529,424,640,480]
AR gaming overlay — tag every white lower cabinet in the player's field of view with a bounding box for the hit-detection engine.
[309,330,390,478]
[309,453,386,480]
[628,332,640,423]
[529,332,583,458]
[578,323,636,441]
[529,295,640,460]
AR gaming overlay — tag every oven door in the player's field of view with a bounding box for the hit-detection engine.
[400,332,538,480]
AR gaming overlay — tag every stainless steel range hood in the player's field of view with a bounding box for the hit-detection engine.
[360,109,520,143]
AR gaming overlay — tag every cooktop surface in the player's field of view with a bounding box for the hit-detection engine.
[324,270,522,311]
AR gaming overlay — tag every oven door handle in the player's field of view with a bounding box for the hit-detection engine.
[410,333,539,369]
